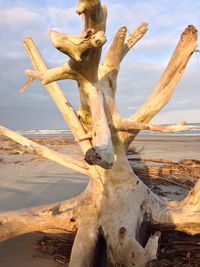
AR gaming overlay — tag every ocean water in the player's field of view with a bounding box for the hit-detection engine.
[17,123,200,137]
[17,129,72,137]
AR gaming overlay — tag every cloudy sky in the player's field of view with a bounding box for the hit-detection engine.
[0,0,200,130]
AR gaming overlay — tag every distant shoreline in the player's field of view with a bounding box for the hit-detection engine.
[1,126,199,137]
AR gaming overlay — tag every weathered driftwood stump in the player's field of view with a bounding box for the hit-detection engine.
[0,1,199,266]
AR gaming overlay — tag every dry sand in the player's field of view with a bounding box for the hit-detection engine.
[0,134,199,266]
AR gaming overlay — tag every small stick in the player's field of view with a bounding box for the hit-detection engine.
[19,77,35,94]
[76,132,92,142]
[165,177,190,189]
[150,174,190,190]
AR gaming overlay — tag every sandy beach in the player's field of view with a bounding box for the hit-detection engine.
[0,134,200,266]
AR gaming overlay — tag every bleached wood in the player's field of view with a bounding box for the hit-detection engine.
[82,81,114,168]
[25,63,80,85]
[77,0,107,32]
[115,119,188,133]
[0,195,81,242]
[0,125,89,175]
[132,25,197,122]
[150,179,200,236]
[69,0,107,83]
[23,37,92,156]
[24,38,114,168]
[0,1,199,266]
[102,23,148,94]
[69,224,98,267]
[19,77,34,94]
[104,26,127,72]
[50,29,106,62]
[122,25,197,148]
[121,22,148,61]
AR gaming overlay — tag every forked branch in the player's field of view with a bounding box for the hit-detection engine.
[102,23,148,93]
[121,22,148,61]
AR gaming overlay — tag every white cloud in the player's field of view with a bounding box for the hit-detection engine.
[0,7,40,26]
[46,6,81,33]
[0,0,200,129]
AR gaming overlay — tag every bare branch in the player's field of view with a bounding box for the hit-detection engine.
[121,22,148,61]
[99,23,148,100]
[104,26,127,71]
[131,25,197,123]
[19,77,34,94]
[25,62,79,85]
[77,132,92,142]
[0,196,80,242]
[2,0,200,264]
[115,120,188,133]
[122,25,197,147]
[0,125,89,176]
[23,37,92,155]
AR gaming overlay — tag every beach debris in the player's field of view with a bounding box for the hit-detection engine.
[36,235,73,265]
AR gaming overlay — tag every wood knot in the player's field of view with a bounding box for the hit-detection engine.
[70,217,76,222]
[131,251,135,259]
[84,147,113,169]
[85,147,102,165]
[119,227,127,239]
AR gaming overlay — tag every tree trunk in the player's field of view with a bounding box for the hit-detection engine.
[0,1,199,266]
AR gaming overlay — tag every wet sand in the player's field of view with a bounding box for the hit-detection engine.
[0,134,200,266]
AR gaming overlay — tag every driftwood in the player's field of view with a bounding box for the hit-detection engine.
[0,1,199,266]
[129,158,200,181]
